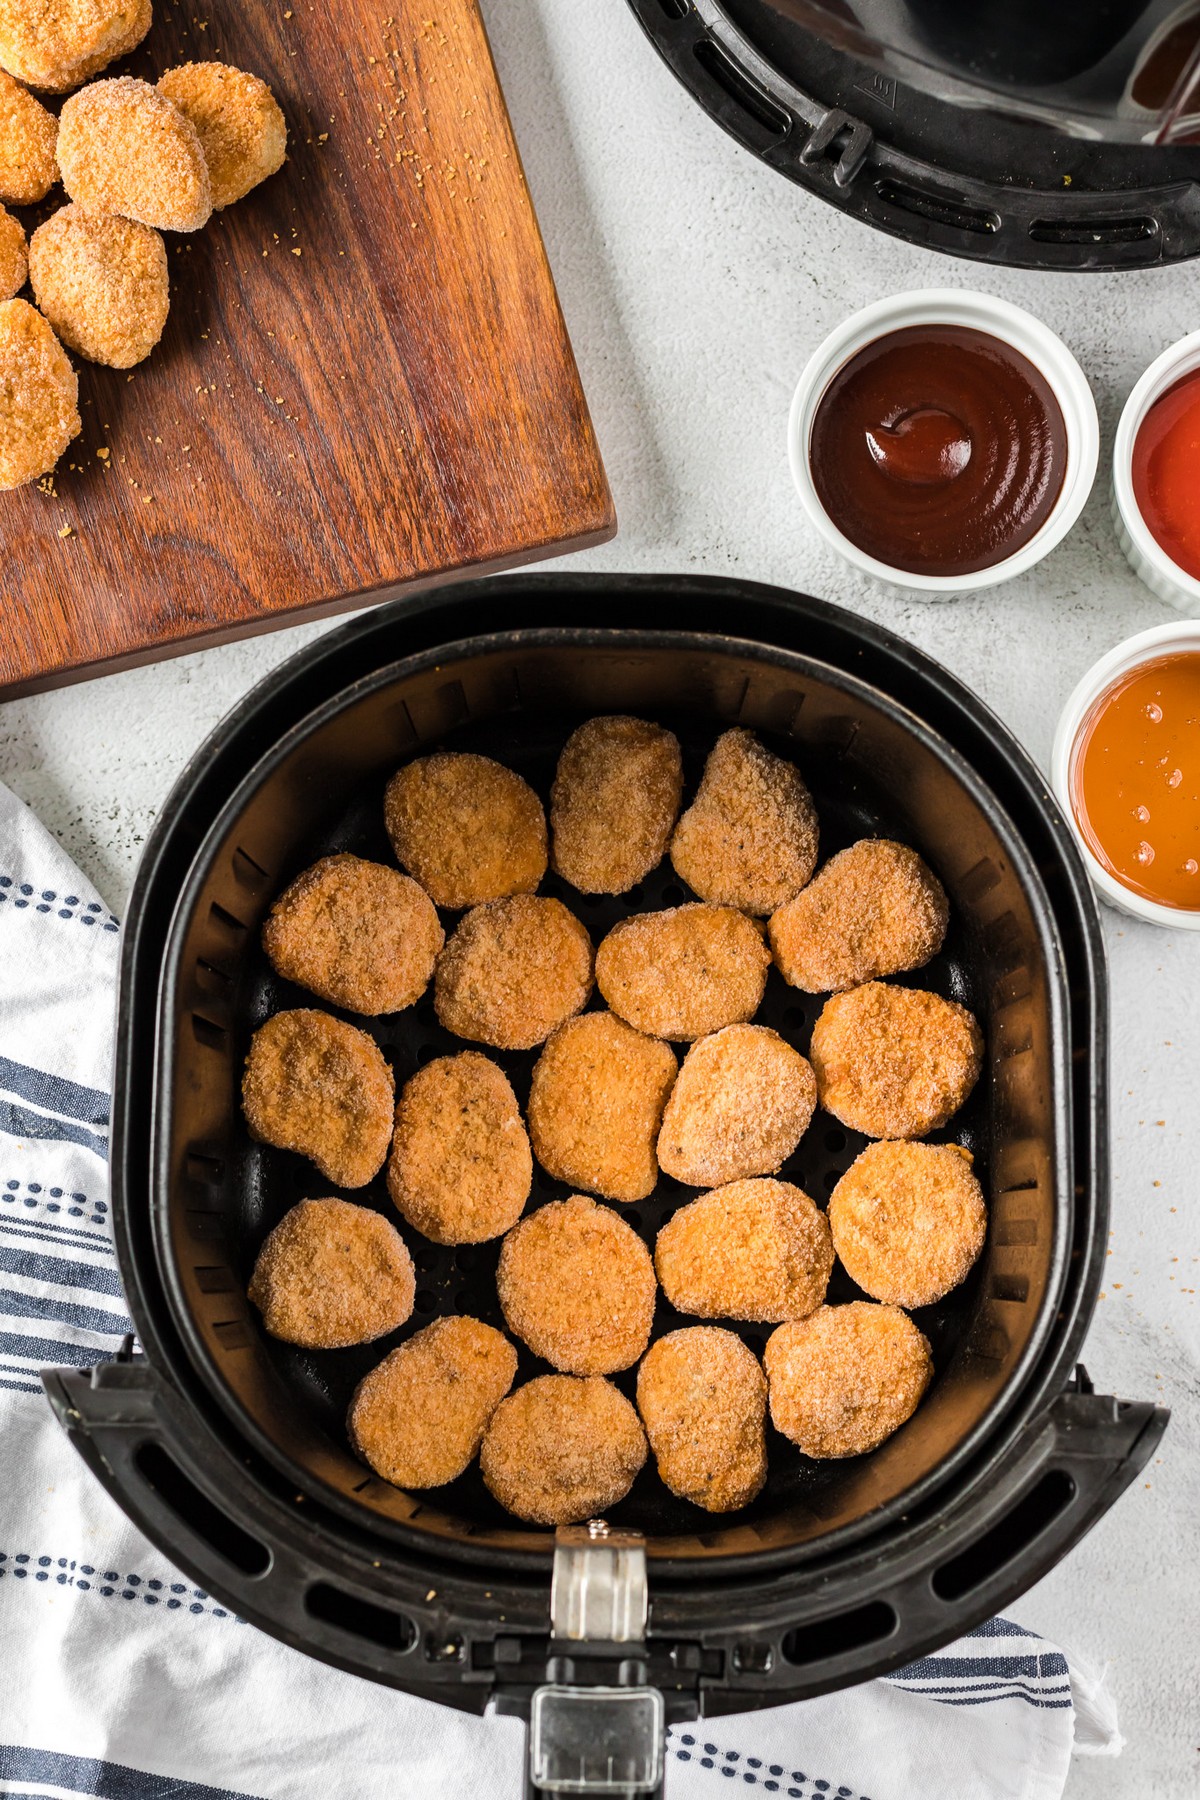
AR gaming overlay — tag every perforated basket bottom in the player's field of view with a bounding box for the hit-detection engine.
[235,709,988,1538]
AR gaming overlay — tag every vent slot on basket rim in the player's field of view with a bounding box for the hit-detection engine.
[694,38,790,142]
[305,1582,417,1651]
[783,1599,897,1665]
[1028,215,1157,246]
[931,1469,1076,1600]
[134,1441,271,1576]
[875,179,1000,236]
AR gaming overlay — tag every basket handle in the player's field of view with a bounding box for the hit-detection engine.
[525,1524,664,1800]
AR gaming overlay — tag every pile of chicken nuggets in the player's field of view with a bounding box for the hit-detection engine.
[243,717,989,1526]
[0,0,286,488]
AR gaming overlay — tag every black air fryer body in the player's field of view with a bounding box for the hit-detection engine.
[46,577,1165,1794]
[627,1,1200,269]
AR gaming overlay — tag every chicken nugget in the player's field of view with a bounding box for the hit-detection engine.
[57,77,212,230]
[829,1140,986,1308]
[29,205,167,368]
[670,728,818,915]
[0,69,57,201]
[0,204,25,300]
[657,1023,815,1188]
[480,1374,647,1525]
[550,715,683,894]
[655,1178,831,1323]
[242,1008,394,1188]
[348,1316,517,1488]
[528,1011,677,1203]
[384,751,547,910]
[769,840,949,995]
[0,297,79,489]
[247,1197,414,1349]
[434,895,592,1051]
[262,853,443,1017]
[637,1327,767,1513]
[595,903,769,1042]
[158,62,286,209]
[387,1051,531,1244]
[764,1302,932,1458]
[0,0,150,92]
[810,981,983,1140]
[497,1195,655,1374]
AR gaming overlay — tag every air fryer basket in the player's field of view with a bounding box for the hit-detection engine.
[46,579,1165,1775]
[157,631,1068,1561]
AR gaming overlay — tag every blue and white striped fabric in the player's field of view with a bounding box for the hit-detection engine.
[0,795,124,1398]
[0,780,1120,1800]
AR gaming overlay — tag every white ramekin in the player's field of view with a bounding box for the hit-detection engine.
[1051,619,1200,931]
[788,289,1100,601]
[1112,330,1200,613]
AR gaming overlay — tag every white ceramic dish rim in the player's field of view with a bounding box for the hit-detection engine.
[788,288,1100,595]
[1050,619,1200,932]
[1112,327,1200,607]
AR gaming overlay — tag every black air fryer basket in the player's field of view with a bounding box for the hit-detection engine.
[46,576,1166,1799]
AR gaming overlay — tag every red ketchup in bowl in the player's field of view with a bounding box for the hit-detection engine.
[1131,368,1200,580]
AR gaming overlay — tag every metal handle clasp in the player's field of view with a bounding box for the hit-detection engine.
[550,1519,649,1644]
[527,1521,664,1798]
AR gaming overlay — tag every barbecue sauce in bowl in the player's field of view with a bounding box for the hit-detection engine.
[809,324,1069,578]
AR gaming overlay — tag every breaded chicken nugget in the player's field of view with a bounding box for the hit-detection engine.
[158,62,285,209]
[480,1374,647,1525]
[262,852,443,1017]
[829,1140,986,1308]
[0,297,79,489]
[57,77,212,230]
[385,752,547,910]
[0,0,150,93]
[348,1316,517,1488]
[435,895,592,1050]
[550,715,683,894]
[247,1197,414,1349]
[595,903,769,1042]
[29,205,167,367]
[242,1008,394,1188]
[0,69,57,201]
[765,1302,932,1458]
[637,1327,767,1513]
[387,1051,531,1244]
[769,840,949,995]
[657,1023,815,1188]
[655,1178,832,1323]
[810,981,983,1140]
[497,1194,655,1374]
[0,204,26,299]
[670,728,818,915]
[528,1011,676,1203]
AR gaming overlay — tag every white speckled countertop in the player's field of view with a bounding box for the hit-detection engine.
[1,4,1196,1793]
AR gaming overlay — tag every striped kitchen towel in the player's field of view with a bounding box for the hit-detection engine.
[0,779,1120,1800]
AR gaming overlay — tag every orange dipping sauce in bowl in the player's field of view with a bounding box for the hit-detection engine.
[1071,652,1200,910]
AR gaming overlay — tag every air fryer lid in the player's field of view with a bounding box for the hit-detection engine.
[158,629,1070,1565]
[766,0,1200,141]
[628,1,1200,269]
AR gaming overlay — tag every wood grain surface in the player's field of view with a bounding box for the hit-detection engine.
[0,2,615,699]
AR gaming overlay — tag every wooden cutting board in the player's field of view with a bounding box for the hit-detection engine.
[0,2,615,700]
